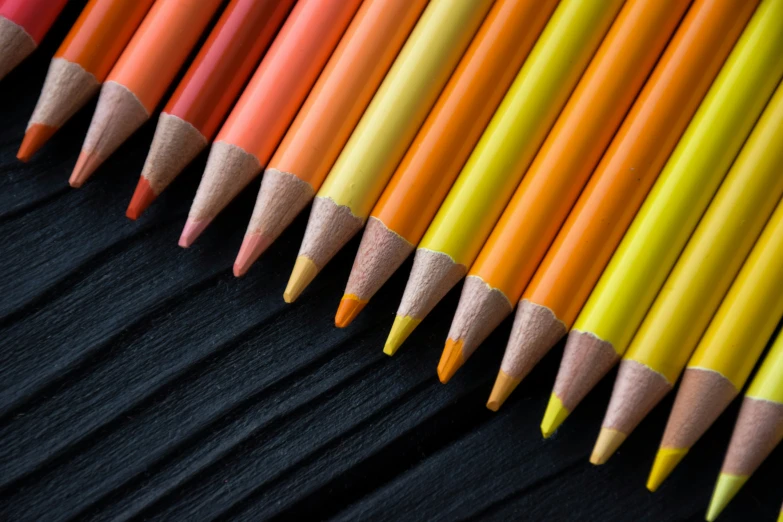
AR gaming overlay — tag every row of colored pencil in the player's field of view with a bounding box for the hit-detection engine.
[4,0,783,518]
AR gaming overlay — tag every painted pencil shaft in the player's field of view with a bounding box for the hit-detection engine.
[0,0,68,81]
[284,0,494,303]
[592,51,783,466]
[70,0,224,188]
[540,0,759,436]
[128,0,293,220]
[441,0,690,390]
[18,0,154,161]
[337,0,560,327]
[385,0,626,355]
[181,0,363,247]
[648,193,783,491]
[234,0,428,275]
[706,332,783,521]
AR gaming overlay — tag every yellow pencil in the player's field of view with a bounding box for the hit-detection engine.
[646,197,783,491]
[383,0,626,355]
[589,75,783,463]
[706,331,783,521]
[283,0,494,303]
[554,0,783,447]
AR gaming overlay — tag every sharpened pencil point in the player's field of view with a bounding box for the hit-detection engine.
[647,447,688,492]
[590,428,627,465]
[541,394,570,438]
[437,338,464,384]
[70,150,102,188]
[179,218,211,248]
[486,370,520,411]
[18,124,57,162]
[284,256,319,303]
[335,295,366,328]
[706,474,748,522]
[234,233,273,277]
[384,315,420,356]
[126,177,156,220]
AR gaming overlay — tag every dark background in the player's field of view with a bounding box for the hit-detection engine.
[1,2,780,520]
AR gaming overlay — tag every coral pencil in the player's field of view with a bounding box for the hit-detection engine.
[0,0,68,81]
[69,0,224,188]
[591,79,783,466]
[335,0,560,328]
[646,195,783,491]
[442,0,690,392]
[283,0,494,303]
[384,0,626,356]
[126,0,294,220]
[707,331,783,521]
[17,0,154,162]
[538,0,759,434]
[554,0,782,462]
[180,0,363,247]
[233,0,428,274]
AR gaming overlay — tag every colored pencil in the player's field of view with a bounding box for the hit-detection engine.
[126,0,294,220]
[179,0,363,247]
[334,0,560,328]
[537,0,760,434]
[707,331,783,521]
[439,0,691,391]
[646,195,783,492]
[232,0,428,275]
[69,0,224,188]
[569,0,783,462]
[17,0,154,162]
[283,0,495,303]
[0,0,68,81]
[383,0,626,356]
[591,79,783,466]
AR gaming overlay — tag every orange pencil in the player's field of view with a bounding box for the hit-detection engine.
[180,0,364,247]
[126,0,294,220]
[232,0,427,272]
[17,0,155,161]
[508,0,760,426]
[334,0,560,328]
[0,0,68,81]
[439,0,691,391]
[69,0,224,188]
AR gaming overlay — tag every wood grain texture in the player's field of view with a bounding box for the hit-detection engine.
[0,3,780,520]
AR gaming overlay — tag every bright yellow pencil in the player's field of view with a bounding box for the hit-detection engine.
[646,197,783,491]
[557,0,783,450]
[384,0,626,355]
[589,76,783,463]
[283,0,494,303]
[706,331,783,521]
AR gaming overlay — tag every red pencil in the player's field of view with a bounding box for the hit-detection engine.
[0,0,69,81]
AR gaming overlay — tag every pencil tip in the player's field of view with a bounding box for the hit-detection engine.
[70,150,102,188]
[284,256,319,303]
[437,338,464,384]
[126,176,156,220]
[179,218,210,248]
[706,474,747,522]
[384,315,420,356]
[647,447,688,492]
[590,428,627,465]
[335,295,366,328]
[234,233,273,277]
[486,370,520,412]
[541,394,570,438]
[18,123,57,162]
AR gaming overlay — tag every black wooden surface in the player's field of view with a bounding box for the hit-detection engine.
[1,3,780,521]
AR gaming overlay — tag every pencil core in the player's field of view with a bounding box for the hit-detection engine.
[18,124,57,161]
[70,151,102,188]
[179,218,211,248]
[384,315,420,356]
[706,474,748,522]
[437,338,464,384]
[486,370,519,412]
[284,256,319,303]
[540,394,569,438]
[590,428,626,465]
[647,447,688,492]
[126,177,157,220]
[234,233,274,277]
[335,295,366,328]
